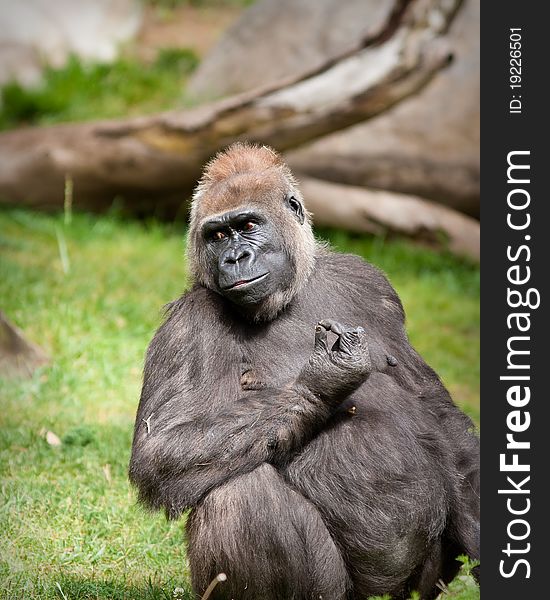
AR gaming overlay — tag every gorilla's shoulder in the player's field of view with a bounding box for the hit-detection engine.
[162,284,224,326]
[145,286,224,365]
[316,251,402,306]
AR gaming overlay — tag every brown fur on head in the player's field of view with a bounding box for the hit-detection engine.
[187,143,317,321]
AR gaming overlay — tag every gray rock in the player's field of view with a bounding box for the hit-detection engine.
[188,0,480,216]
[0,0,142,87]
[287,0,480,216]
[188,0,395,99]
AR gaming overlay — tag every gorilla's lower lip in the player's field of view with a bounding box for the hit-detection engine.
[225,273,269,290]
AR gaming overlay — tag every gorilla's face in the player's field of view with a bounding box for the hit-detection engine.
[201,199,303,307]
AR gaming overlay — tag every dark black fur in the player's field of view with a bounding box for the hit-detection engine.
[129,250,479,599]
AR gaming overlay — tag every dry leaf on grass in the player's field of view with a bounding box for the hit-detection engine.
[41,429,62,447]
[102,464,112,483]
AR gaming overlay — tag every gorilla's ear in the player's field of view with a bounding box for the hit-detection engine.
[286,195,305,225]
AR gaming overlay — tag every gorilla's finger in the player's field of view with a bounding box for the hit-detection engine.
[318,319,346,336]
[314,323,329,352]
[333,327,364,354]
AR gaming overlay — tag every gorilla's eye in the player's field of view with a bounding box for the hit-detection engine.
[212,231,226,241]
[242,222,255,232]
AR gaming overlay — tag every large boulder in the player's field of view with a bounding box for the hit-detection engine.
[188,0,480,217]
[0,0,142,87]
[187,0,396,99]
[287,0,480,216]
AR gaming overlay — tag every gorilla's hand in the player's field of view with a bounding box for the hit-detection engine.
[297,320,372,403]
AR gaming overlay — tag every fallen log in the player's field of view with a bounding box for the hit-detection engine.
[0,0,461,213]
[300,177,479,261]
[0,311,49,379]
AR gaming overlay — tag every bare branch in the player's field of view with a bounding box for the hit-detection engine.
[0,0,461,212]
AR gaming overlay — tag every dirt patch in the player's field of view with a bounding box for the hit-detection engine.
[135,4,244,62]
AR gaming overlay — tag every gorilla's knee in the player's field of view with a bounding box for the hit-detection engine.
[186,464,349,600]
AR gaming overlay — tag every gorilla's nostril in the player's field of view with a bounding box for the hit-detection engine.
[223,247,250,265]
[236,249,251,262]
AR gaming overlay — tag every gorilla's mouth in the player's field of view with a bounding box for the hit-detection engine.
[224,273,269,290]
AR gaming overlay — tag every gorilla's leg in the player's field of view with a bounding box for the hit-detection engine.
[186,463,351,600]
[407,540,445,600]
[411,514,479,598]
[448,512,480,584]
[444,465,480,586]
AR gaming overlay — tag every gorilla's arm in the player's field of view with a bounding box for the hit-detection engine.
[129,311,371,519]
[130,384,329,518]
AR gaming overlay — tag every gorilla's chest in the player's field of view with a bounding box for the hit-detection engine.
[237,316,316,391]
[222,289,371,395]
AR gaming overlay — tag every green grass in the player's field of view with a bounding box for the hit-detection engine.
[0,0,257,131]
[0,50,199,130]
[0,209,479,599]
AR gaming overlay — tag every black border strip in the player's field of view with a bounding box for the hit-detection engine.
[482,2,548,595]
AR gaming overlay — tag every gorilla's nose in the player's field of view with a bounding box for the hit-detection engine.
[222,246,252,266]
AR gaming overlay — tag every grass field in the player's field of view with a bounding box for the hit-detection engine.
[0,208,479,599]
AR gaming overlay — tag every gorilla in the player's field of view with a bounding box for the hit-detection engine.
[129,143,479,600]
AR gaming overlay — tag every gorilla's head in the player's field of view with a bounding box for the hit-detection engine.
[188,143,317,321]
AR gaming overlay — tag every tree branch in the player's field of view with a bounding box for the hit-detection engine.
[300,177,479,261]
[0,0,461,212]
